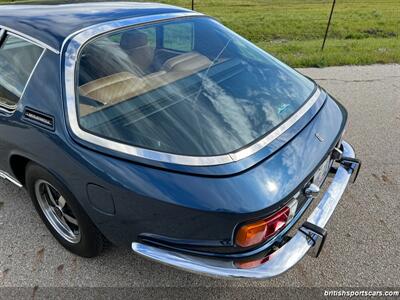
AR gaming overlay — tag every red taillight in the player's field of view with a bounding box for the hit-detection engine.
[235,200,297,248]
[235,255,270,269]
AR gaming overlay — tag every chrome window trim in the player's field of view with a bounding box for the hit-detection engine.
[0,34,46,113]
[63,12,321,167]
[19,48,46,102]
[0,29,5,43]
[0,25,59,54]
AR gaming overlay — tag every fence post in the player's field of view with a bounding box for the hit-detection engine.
[321,0,337,51]
[192,0,194,10]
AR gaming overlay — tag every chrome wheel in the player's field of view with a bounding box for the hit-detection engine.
[34,179,81,244]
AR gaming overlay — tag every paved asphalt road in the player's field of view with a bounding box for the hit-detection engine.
[0,64,399,289]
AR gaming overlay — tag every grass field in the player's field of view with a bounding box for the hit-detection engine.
[1,0,399,67]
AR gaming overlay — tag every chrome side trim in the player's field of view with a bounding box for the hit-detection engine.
[0,25,59,54]
[64,12,320,166]
[132,141,357,279]
[0,170,23,188]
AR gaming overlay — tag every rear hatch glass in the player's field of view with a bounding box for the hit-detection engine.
[77,17,315,157]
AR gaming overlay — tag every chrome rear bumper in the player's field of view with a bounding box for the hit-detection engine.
[132,141,359,279]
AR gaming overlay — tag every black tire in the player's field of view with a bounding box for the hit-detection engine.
[25,162,103,257]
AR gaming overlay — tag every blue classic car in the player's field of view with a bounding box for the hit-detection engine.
[0,3,360,279]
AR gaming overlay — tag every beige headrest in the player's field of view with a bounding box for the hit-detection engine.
[120,30,149,50]
[162,52,211,73]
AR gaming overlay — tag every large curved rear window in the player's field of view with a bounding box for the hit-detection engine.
[77,17,315,156]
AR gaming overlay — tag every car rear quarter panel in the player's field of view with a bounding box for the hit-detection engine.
[0,50,346,249]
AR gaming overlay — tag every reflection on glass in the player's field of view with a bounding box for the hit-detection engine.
[77,18,315,156]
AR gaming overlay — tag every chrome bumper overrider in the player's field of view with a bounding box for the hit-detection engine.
[132,141,359,279]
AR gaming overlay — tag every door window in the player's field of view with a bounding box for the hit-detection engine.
[0,34,43,110]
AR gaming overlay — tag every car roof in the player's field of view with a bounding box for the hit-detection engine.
[0,2,190,53]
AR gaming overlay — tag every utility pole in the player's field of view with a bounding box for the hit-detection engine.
[321,0,337,51]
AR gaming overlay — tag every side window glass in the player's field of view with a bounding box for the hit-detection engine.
[108,27,156,49]
[139,28,156,48]
[0,34,43,110]
[163,23,194,52]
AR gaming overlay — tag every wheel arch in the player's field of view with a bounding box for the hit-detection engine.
[9,154,32,186]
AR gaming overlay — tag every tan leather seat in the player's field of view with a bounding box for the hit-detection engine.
[79,72,146,116]
[79,52,212,116]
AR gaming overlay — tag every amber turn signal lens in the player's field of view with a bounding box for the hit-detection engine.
[235,219,269,248]
[235,206,291,248]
